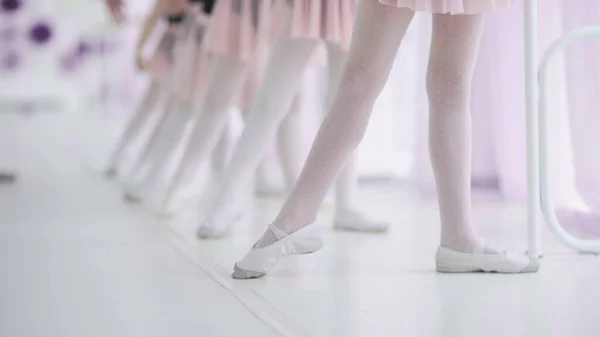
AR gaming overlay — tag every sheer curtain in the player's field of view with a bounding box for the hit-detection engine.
[360,0,600,235]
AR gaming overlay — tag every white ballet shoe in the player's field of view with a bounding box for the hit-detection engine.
[197,186,254,239]
[232,224,324,279]
[196,211,244,239]
[436,244,540,273]
[0,171,17,183]
[123,184,146,203]
[103,167,118,179]
[333,209,390,233]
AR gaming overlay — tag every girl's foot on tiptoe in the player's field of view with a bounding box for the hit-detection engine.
[196,192,251,239]
[436,239,539,273]
[232,223,324,279]
[333,208,390,233]
[196,205,245,239]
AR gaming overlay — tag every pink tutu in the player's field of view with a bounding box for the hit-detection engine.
[147,25,181,84]
[378,0,515,14]
[271,0,356,50]
[203,0,272,62]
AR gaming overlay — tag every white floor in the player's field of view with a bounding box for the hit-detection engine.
[2,114,600,337]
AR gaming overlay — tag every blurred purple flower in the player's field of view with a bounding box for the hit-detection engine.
[29,21,52,45]
[0,50,19,71]
[1,0,22,14]
[0,26,17,43]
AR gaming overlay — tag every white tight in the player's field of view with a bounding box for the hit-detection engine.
[129,97,192,186]
[127,94,180,180]
[208,38,355,217]
[107,80,163,172]
[211,112,235,177]
[277,83,310,189]
[161,56,247,203]
[266,0,486,252]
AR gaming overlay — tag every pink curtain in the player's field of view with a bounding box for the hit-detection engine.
[561,0,600,211]
[412,1,600,236]
[415,0,578,201]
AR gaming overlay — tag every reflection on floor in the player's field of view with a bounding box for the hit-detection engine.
[2,115,600,337]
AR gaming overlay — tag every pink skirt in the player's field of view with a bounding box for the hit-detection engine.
[272,0,356,50]
[147,25,181,84]
[378,0,515,14]
[203,0,356,61]
[203,0,272,62]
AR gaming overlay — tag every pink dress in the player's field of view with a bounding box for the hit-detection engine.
[203,0,272,62]
[379,0,514,14]
[272,0,356,50]
[204,0,357,60]
[204,0,356,109]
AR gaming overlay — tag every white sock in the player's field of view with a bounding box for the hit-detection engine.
[106,81,163,174]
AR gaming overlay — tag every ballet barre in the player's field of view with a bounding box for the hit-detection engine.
[524,0,600,255]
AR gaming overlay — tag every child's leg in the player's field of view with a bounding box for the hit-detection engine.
[325,42,390,233]
[124,100,193,201]
[159,56,247,206]
[126,95,180,182]
[197,38,321,237]
[105,80,163,176]
[426,14,485,252]
[255,2,416,246]
[277,89,305,190]
[255,145,286,196]
[428,14,535,273]
[211,114,234,178]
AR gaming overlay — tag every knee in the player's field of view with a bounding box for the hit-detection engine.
[426,65,471,110]
[336,66,389,108]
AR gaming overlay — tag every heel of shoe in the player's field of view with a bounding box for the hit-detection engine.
[435,247,480,273]
[292,227,324,255]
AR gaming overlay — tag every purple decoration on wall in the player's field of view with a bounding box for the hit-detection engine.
[29,21,52,45]
[0,50,19,71]
[1,0,22,14]
[59,54,78,72]
[0,26,17,43]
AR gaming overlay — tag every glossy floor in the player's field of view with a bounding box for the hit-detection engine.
[2,116,599,337]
